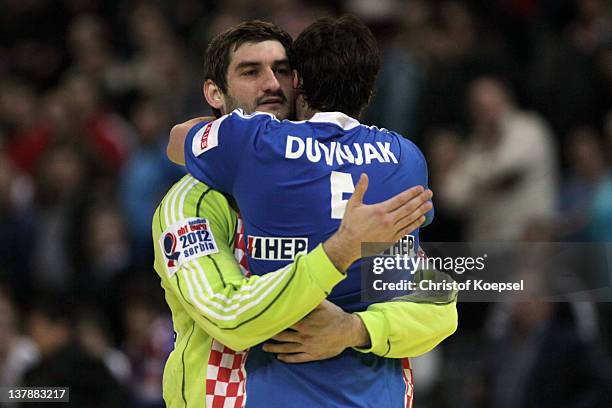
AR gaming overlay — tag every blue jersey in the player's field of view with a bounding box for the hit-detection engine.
[185,109,433,407]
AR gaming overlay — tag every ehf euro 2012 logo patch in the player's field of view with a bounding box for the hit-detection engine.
[160,217,219,277]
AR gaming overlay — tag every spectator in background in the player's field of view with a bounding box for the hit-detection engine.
[132,41,196,121]
[566,0,612,56]
[119,99,183,261]
[362,0,427,138]
[128,4,177,56]
[23,297,128,407]
[0,79,51,175]
[421,127,465,242]
[1,74,131,179]
[39,85,113,179]
[0,151,33,303]
[67,14,118,87]
[75,201,140,344]
[39,87,96,158]
[81,203,132,295]
[121,285,172,408]
[41,89,75,144]
[63,74,134,173]
[559,127,612,241]
[0,0,68,88]
[480,301,610,408]
[189,9,243,57]
[75,308,132,385]
[528,5,602,137]
[126,4,199,121]
[417,1,511,135]
[29,144,91,295]
[436,77,558,241]
[65,13,135,115]
[266,0,327,38]
[0,286,38,395]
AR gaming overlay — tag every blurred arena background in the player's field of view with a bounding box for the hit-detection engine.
[0,0,611,406]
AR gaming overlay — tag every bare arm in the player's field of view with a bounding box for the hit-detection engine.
[167,117,214,165]
[262,189,444,363]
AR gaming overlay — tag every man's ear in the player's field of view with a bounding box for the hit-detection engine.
[292,70,301,91]
[203,79,224,110]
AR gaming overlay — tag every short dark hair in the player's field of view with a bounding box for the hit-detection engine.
[293,15,381,117]
[204,20,293,94]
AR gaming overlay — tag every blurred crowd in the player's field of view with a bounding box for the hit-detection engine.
[0,0,611,407]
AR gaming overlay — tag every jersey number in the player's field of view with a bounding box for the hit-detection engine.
[330,171,355,219]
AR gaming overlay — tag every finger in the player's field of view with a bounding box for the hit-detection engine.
[271,330,301,343]
[348,173,368,206]
[390,189,432,215]
[380,185,425,212]
[395,215,426,239]
[277,353,315,364]
[395,215,427,240]
[389,190,431,221]
[393,207,431,233]
[393,199,433,226]
[290,322,305,331]
[262,342,303,354]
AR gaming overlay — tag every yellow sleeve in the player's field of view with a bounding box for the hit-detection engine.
[354,269,458,358]
[153,176,345,351]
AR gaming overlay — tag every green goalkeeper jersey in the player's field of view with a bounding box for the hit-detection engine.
[152,175,457,407]
[153,175,347,407]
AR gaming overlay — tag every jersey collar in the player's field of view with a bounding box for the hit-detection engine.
[308,112,361,131]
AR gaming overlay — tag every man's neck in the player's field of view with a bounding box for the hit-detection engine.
[296,100,360,122]
[295,95,319,121]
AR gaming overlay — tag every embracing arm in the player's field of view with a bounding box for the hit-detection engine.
[263,267,458,362]
[167,117,212,165]
[153,175,429,351]
[261,192,458,363]
[354,273,458,358]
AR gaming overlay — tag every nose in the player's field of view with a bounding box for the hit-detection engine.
[261,67,281,92]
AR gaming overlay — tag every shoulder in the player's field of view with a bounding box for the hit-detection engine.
[157,175,236,225]
[218,108,286,140]
[231,108,280,121]
[383,130,426,165]
[223,109,283,131]
[171,118,213,143]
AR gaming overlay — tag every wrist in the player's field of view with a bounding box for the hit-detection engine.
[323,230,358,273]
[348,313,370,349]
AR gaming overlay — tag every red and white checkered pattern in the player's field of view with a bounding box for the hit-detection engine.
[233,217,251,277]
[205,216,251,408]
[402,358,414,408]
[208,216,413,408]
[205,340,249,408]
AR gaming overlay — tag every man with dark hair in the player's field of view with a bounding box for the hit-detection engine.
[166,15,457,407]
[154,19,444,408]
[292,15,380,118]
[203,20,294,119]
